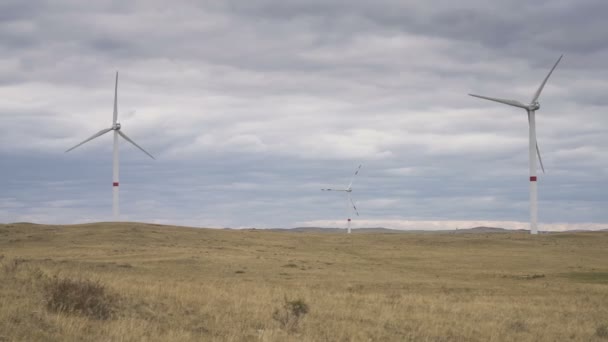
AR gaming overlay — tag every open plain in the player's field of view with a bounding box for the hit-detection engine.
[1,222,607,341]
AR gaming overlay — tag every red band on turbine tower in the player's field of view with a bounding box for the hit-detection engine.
[113,182,119,187]
[530,176,537,182]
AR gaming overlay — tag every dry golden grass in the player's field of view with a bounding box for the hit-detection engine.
[1,222,607,341]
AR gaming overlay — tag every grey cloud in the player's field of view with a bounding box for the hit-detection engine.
[0,0,606,229]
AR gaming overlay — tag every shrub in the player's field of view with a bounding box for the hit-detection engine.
[597,324,608,339]
[1,258,26,275]
[508,320,528,333]
[273,297,309,332]
[44,277,116,320]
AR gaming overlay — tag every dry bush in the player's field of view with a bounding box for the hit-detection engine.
[1,258,25,274]
[508,320,528,333]
[273,297,309,332]
[597,324,608,339]
[44,277,117,320]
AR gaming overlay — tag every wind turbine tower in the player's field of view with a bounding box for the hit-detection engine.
[469,55,563,235]
[321,164,362,234]
[66,72,155,221]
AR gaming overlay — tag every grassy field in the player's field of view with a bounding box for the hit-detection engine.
[1,222,607,341]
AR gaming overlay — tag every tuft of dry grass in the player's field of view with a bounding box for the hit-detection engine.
[597,324,608,339]
[1,222,607,341]
[44,277,116,320]
[272,297,309,332]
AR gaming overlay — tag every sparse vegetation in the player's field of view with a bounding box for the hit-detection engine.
[44,277,116,320]
[521,273,545,280]
[597,324,608,339]
[0,222,607,341]
[2,257,25,274]
[273,297,309,332]
[508,320,529,333]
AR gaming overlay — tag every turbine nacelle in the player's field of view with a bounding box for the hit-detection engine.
[528,102,540,111]
[113,122,121,130]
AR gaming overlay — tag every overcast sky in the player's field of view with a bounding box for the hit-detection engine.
[1,0,607,231]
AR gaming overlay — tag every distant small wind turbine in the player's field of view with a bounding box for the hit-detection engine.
[469,55,563,235]
[321,164,362,234]
[66,72,155,221]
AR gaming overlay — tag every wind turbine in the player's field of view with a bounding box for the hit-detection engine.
[321,164,362,234]
[66,72,155,221]
[468,55,563,235]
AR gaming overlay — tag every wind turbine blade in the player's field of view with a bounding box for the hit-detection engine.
[113,71,119,125]
[117,130,155,159]
[468,94,528,109]
[536,141,545,174]
[531,55,563,103]
[347,164,362,189]
[65,128,113,153]
[349,196,359,216]
[527,112,545,174]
